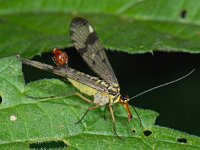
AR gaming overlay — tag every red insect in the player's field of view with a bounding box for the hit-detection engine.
[52,48,68,67]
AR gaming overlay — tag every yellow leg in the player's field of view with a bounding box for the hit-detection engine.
[109,104,116,123]
[75,92,93,104]
[109,104,120,138]
[26,92,75,101]
[75,104,101,124]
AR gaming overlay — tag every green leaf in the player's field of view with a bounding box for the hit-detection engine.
[0,57,200,149]
[0,0,200,58]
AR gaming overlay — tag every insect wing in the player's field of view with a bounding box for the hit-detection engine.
[70,17,118,85]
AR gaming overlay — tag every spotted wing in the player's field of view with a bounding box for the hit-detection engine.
[70,17,118,85]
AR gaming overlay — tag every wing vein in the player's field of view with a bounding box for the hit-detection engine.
[70,17,118,85]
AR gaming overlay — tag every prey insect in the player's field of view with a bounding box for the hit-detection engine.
[17,17,195,136]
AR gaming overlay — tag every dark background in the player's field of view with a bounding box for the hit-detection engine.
[23,48,200,136]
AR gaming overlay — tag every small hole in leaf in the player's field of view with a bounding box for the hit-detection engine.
[0,96,2,104]
[132,129,136,133]
[180,9,187,19]
[143,130,152,137]
[177,138,187,143]
[29,140,68,149]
